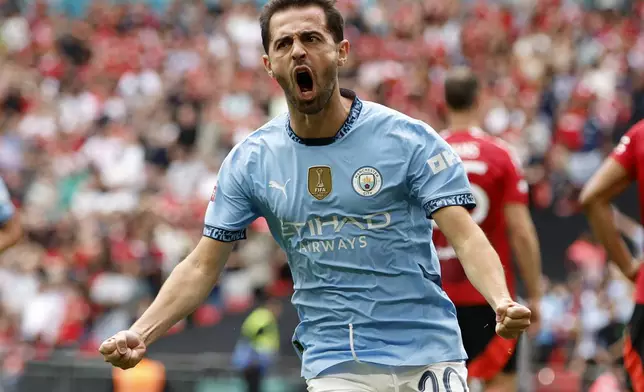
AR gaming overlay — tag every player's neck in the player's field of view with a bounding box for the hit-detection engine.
[448,112,479,132]
[289,87,351,140]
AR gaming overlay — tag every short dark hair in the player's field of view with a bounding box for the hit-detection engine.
[444,67,480,112]
[259,0,344,54]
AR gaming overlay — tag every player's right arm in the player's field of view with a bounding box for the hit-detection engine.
[580,129,640,281]
[0,177,21,253]
[100,146,259,369]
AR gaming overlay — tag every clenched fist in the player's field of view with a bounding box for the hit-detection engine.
[495,299,531,339]
[99,330,147,370]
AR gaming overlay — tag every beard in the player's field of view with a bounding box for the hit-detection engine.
[276,64,338,115]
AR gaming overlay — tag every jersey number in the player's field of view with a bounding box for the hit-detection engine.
[462,160,490,224]
[419,367,467,392]
[432,160,490,229]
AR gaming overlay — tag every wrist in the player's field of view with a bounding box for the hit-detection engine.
[129,326,149,345]
[491,295,513,310]
[527,294,542,303]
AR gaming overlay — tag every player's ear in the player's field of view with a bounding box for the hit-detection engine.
[337,40,350,67]
[262,55,274,78]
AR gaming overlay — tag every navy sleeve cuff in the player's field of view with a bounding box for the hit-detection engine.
[424,193,476,218]
[203,225,247,242]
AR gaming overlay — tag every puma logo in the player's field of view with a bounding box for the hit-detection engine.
[269,179,290,198]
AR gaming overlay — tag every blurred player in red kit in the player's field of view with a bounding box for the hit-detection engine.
[580,121,644,392]
[433,67,543,392]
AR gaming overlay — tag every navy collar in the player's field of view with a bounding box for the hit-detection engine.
[286,88,363,146]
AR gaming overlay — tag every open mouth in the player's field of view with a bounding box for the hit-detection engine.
[295,68,314,96]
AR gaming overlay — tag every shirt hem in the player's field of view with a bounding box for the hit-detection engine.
[302,354,469,379]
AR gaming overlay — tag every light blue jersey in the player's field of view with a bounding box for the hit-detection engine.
[0,177,14,226]
[204,89,475,379]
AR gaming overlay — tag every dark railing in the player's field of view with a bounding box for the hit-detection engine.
[15,351,306,392]
[8,342,628,392]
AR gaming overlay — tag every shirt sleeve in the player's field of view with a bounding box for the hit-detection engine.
[610,123,642,178]
[0,178,14,226]
[203,145,259,242]
[500,147,529,205]
[406,121,476,218]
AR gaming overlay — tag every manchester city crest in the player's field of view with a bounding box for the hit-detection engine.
[352,167,382,197]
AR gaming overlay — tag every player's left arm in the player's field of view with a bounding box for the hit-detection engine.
[505,203,542,320]
[406,121,530,339]
[0,179,22,253]
[432,207,509,308]
[501,150,543,319]
[433,207,529,339]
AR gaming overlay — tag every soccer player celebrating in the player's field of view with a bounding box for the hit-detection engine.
[433,68,543,392]
[580,121,644,392]
[0,177,21,253]
[99,1,531,390]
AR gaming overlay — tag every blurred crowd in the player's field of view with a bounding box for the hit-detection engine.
[0,0,642,390]
[533,231,635,390]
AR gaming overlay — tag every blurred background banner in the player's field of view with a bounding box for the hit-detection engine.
[0,0,641,391]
